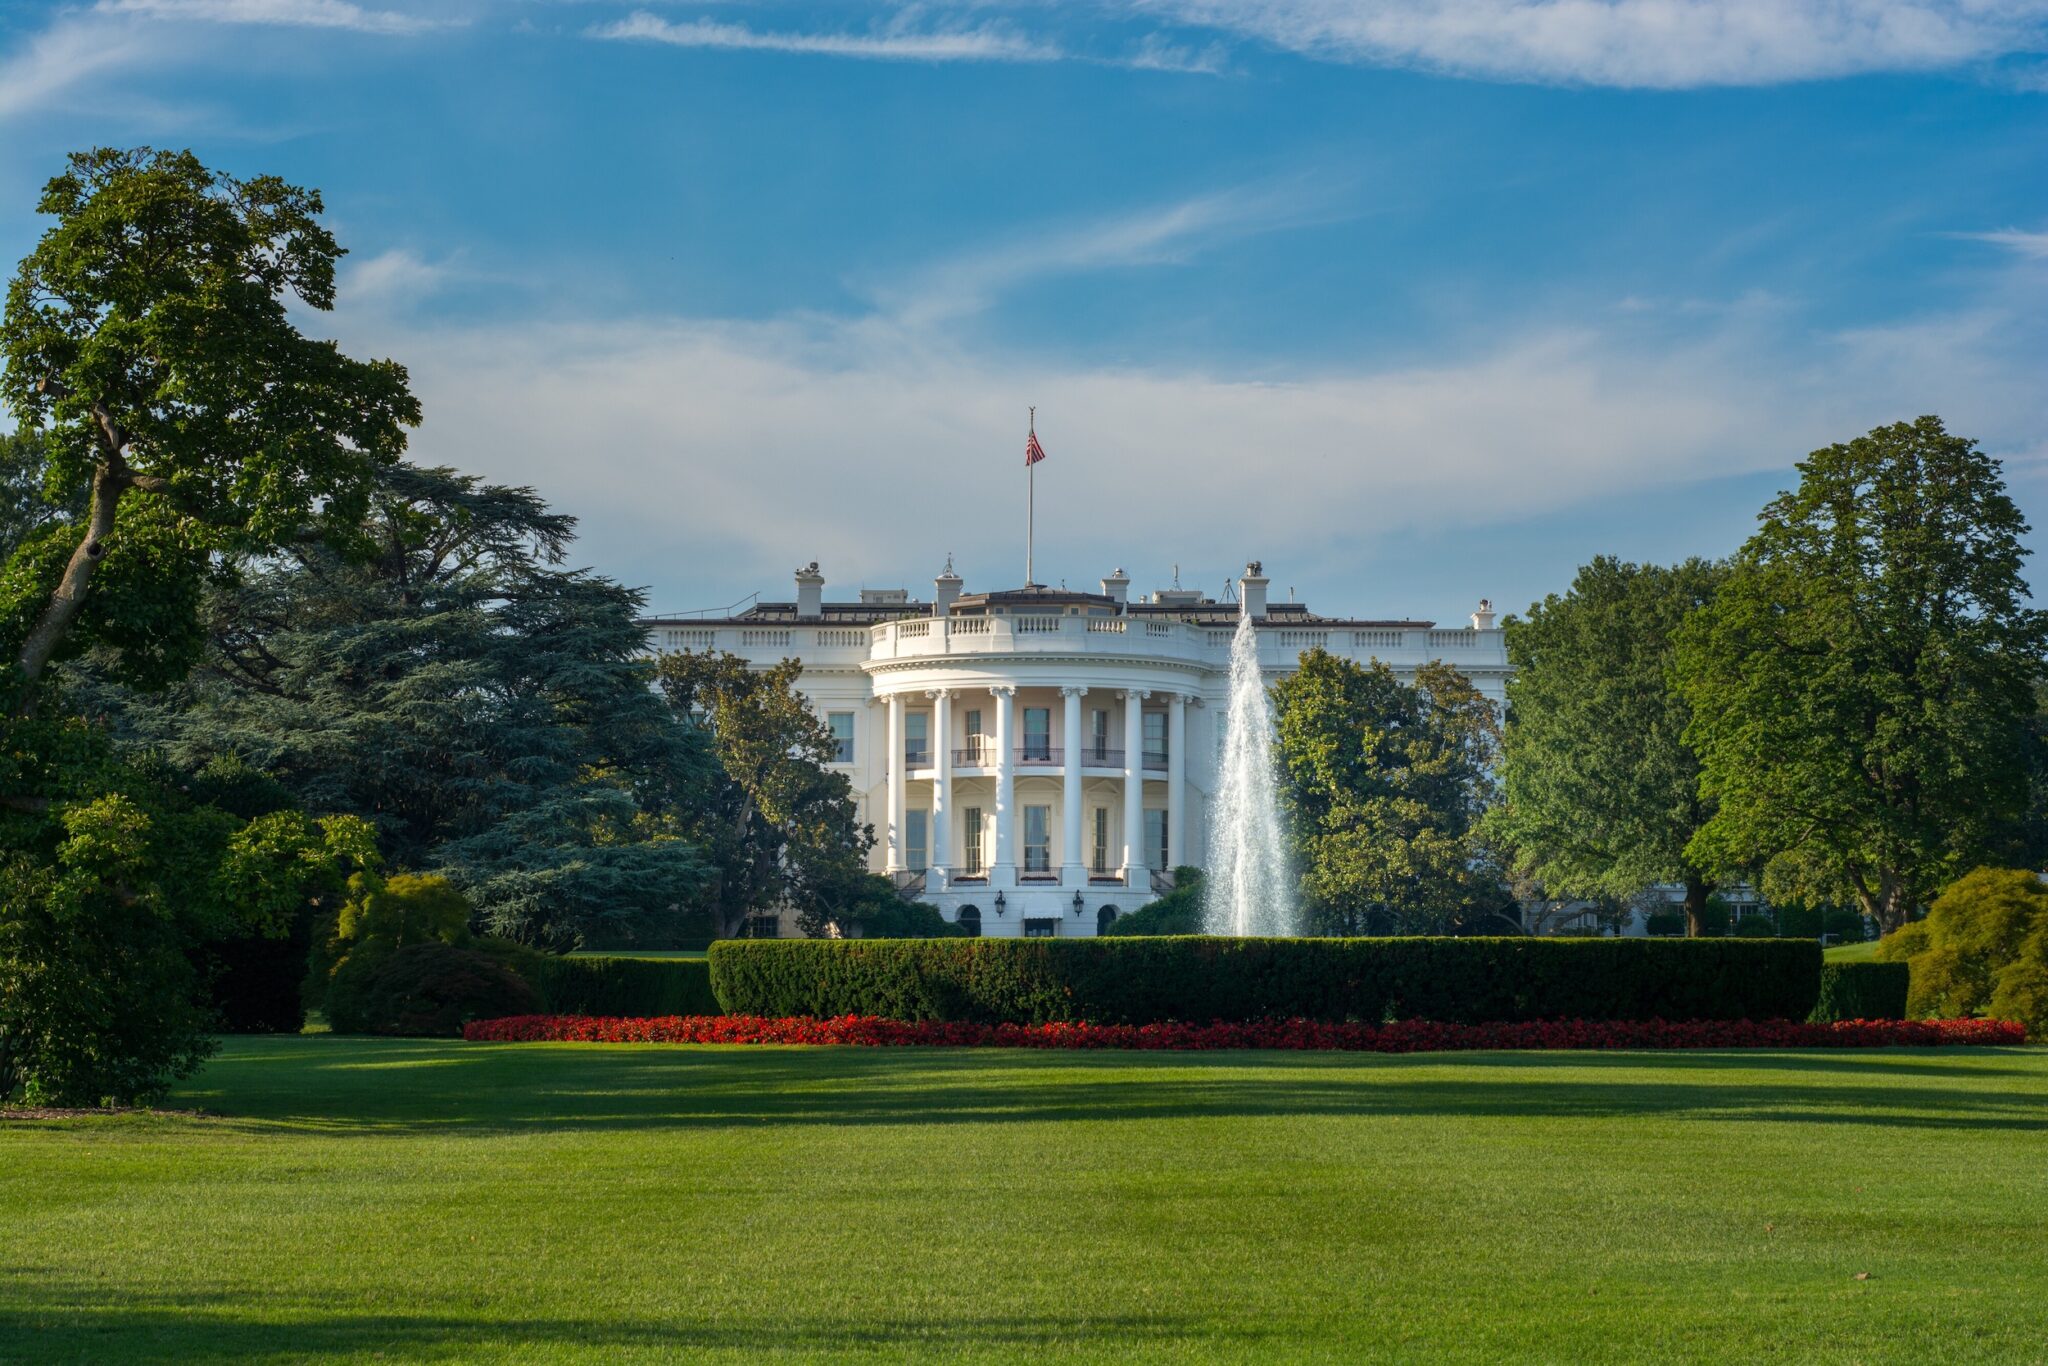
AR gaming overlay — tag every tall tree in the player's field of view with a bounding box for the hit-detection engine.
[655,649,873,937]
[1,147,411,1104]
[1675,417,2047,932]
[1,147,417,719]
[1273,652,1506,934]
[93,463,716,949]
[1492,557,1727,935]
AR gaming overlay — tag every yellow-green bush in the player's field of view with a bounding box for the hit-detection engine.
[1875,868,2048,1037]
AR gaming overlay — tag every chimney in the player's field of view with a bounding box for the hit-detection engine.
[795,561,824,618]
[933,557,963,616]
[1470,598,1497,631]
[1238,560,1269,619]
[1101,567,1130,606]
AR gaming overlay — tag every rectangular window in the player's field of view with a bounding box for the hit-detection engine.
[905,712,929,766]
[827,712,855,764]
[1143,711,1167,765]
[1091,807,1110,874]
[964,708,984,763]
[1145,809,1168,871]
[961,807,985,874]
[1090,710,1110,762]
[905,809,928,873]
[1023,917,1060,938]
[1023,805,1051,872]
[1023,707,1051,761]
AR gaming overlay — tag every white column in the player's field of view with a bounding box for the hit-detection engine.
[1061,685,1086,883]
[885,693,906,873]
[1167,691,1187,874]
[929,689,951,883]
[991,685,1016,884]
[1121,689,1148,879]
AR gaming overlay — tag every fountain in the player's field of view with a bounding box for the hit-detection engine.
[1204,607,1297,936]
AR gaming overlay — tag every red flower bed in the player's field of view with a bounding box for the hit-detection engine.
[463,1014,2027,1051]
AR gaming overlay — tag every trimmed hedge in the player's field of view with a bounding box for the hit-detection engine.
[527,955,719,1018]
[1810,961,1910,1023]
[708,937,1824,1026]
[327,943,541,1037]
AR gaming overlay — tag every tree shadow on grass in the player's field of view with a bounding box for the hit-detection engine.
[0,1279,1244,1363]
[148,1038,2048,1139]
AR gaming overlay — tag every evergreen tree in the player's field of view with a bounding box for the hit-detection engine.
[96,464,716,948]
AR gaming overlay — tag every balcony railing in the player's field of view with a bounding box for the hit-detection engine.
[937,745,1160,770]
[904,747,932,767]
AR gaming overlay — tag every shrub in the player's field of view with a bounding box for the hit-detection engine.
[306,871,473,1017]
[848,897,969,940]
[526,956,719,1017]
[1,854,215,1105]
[326,942,540,1036]
[1644,910,1686,937]
[708,937,1822,1026]
[1810,962,1910,1022]
[1877,868,2048,1037]
[1101,868,1205,936]
[200,916,313,1034]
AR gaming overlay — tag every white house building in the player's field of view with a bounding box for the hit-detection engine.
[643,561,1507,938]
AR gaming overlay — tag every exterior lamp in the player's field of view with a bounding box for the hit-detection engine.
[993,891,1006,917]
[1072,890,1085,916]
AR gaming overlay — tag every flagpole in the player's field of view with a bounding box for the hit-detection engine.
[1026,406,1036,587]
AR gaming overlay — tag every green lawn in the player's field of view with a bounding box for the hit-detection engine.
[1826,939,1882,962]
[5,1039,2045,1364]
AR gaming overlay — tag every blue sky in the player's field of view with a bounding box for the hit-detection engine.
[2,1,2046,621]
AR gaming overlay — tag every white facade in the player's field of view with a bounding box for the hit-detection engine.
[645,561,1508,937]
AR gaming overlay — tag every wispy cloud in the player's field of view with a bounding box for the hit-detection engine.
[589,11,1062,63]
[589,9,1228,73]
[0,0,456,123]
[1951,227,2048,259]
[0,13,158,122]
[1115,0,2048,88]
[320,232,2048,616]
[873,184,1342,325]
[98,0,459,36]
[339,247,455,308]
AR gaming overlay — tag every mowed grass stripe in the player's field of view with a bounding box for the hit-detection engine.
[2,1038,2043,1363]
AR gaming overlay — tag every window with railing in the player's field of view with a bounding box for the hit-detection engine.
[906,809,928,873]
[904,712,929,766]
[960,709,988,765]
[1088,710,1113,764]
[961,807,985,875]
[1091,808,1111,874]
[1145,809,1169,871]
[1142,711,1167,769]
[1023,806,1051,873]
[1022,707,1051,761]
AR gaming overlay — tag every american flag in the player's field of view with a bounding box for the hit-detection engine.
[1025,429,1047,467]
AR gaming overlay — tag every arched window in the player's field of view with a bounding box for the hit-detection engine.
[1097,905,1119,935]
[956,905,982,937]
